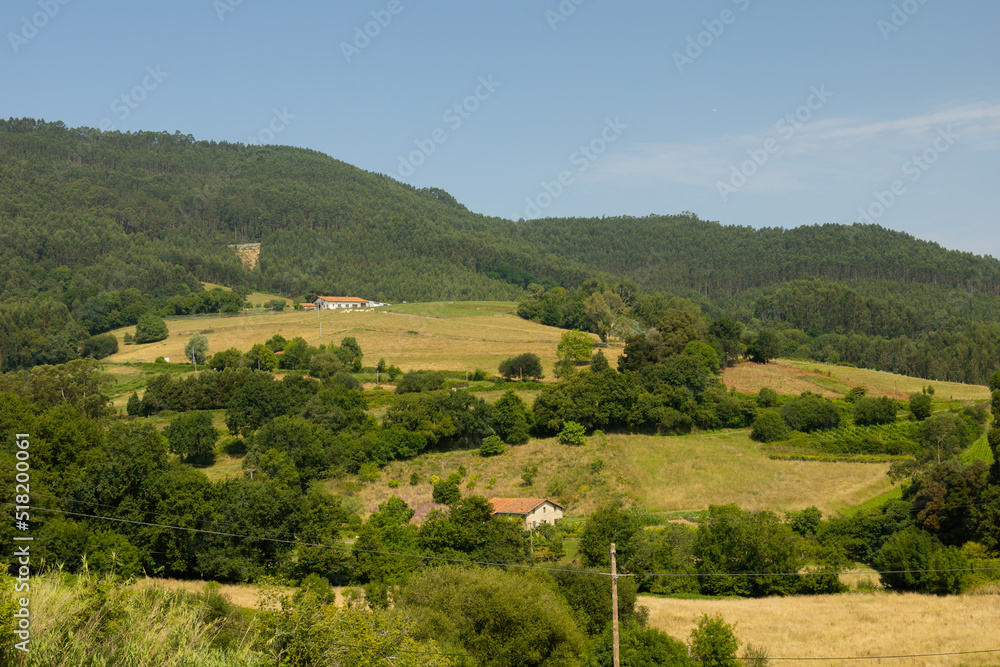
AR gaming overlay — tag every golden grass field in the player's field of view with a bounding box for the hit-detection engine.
[642,590,1000,666]
[723,359,991,402]
[105,301,616,380]
[330,431,896,519]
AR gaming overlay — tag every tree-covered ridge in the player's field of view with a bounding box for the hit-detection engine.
[4,117,1000,379]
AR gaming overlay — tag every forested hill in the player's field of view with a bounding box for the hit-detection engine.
[514,216,1000,298]
[3,117,1000,379]
[4,117,1000,301]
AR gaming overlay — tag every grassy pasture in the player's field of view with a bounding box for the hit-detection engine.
[330,431,896,520]
[642,591,1000,666]
[104,301,609,380]
[723,359,991,401]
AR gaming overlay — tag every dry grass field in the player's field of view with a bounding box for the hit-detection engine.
[331,431,896,519]
[105,301,615,379]
[643,591,1000,666]
[723,359,991,401]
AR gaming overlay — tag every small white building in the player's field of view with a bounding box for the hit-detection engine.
[313,296,370,310]
[488,498,564,529]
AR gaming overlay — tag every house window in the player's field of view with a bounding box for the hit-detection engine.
[543,506,547,513]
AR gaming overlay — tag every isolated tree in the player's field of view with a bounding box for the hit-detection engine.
[164,411,218,464]
[910,392,933,420]
[498,353,543,381]
[184,333,209,365]
[133,313,168,344]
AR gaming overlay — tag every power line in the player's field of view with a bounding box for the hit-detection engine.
[10,503,1000,581]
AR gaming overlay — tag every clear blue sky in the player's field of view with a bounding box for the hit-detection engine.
[4,0,999,259]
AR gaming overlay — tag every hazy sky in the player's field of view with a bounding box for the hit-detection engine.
[4,0,999,259]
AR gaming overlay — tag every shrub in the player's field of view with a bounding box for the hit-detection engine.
[480,435,505,457]
[779,394,841,432]
[409,472,420,485]
[875,527,969,594]
[750,410,788,443]
[520,463,539,487]
[910,392,933,420]
[432,479,461,504]
[756,387,779,408]
[558,421,586,445]
[134,313,169,344]
[845,386,868,403]
[80,333,119,359]
[853,396,897,426]
[690,614,741,667]
[394,370,446,394]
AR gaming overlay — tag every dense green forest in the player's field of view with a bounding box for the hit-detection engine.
[3,117,1000,382]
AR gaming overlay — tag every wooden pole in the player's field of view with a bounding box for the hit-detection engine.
[611,543,620,667]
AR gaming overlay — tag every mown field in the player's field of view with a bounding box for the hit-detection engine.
[643,588,1000,666]
[105,300,614,380]
[723,359,991,402]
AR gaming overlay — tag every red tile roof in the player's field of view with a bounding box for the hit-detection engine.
[488,498,563,515]
[315,296,369,303]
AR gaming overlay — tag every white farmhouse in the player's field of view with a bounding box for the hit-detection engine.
[313,296,370,310]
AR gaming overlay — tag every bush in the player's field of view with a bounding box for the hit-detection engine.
[690,614,741,667]
[750,410,788,443]
[498,353,543,381]
[409,472,420,485]
[80,333,119,359]
[875,527,969,594]
[480,435,505,457]
[779,394,841,432]
[845,386,868,403]
[134,313,169,344]
[394,370,446,394]
[910,392,933,420]
[558,421,586,445]
[432,479,461,504]
[756,387,779,408]
[853,396,897,426]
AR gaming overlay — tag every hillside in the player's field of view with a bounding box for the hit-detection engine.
[3,118,1000,381]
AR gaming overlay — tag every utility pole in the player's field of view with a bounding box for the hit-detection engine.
[610,543,620,667]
